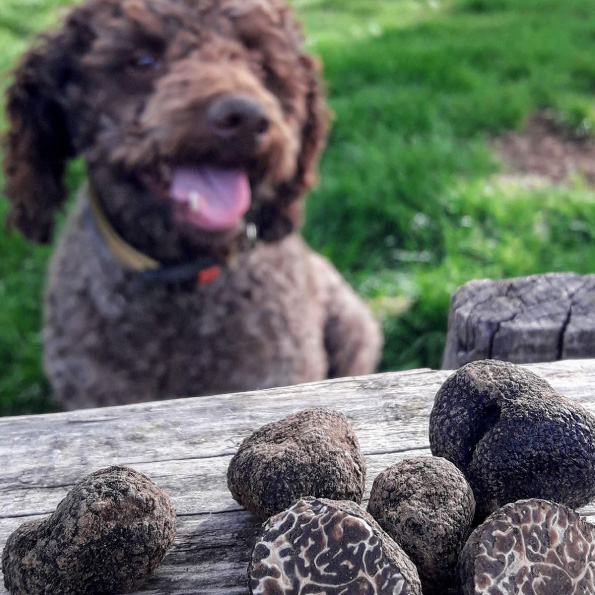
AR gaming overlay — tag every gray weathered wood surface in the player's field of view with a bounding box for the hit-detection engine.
[2,360,595,593]
[442,273,595,369]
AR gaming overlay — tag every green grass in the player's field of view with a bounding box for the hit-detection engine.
[2,0,595,413]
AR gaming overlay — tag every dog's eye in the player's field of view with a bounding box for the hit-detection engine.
[130,52,161,72]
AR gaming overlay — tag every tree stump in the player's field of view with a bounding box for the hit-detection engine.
[442,273,595,369]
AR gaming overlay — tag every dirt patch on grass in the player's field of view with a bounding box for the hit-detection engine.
[493,112,595,186]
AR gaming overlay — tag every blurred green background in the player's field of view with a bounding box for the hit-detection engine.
[1,0,595,415]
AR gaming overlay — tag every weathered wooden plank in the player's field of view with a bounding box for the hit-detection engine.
[2,441,594,525]
[0,450,424,534]
[3,361,595,475]
[0,369,442,472]
[442,273,595,368]
[2,361,595,594]
[0,449,436,528]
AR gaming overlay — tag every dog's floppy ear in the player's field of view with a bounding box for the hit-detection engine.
[3,32,79,243]
[258,53,327,240]
[293,54,328,196]
[255,53,328,242]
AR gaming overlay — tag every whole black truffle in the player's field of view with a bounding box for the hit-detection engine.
[458,499,595,594]
[367,457,475,593]
[227,407,366,519]
[249,497,423,594]
[2,466,176,595]
[430,359,595,520]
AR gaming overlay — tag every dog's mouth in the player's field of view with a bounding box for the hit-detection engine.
[139,164,251,232]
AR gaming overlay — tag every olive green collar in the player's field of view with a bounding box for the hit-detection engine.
[88,188,222,285]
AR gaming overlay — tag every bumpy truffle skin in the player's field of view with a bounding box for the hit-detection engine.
[429,359,595,520]
[367,457,475,593]
[227,408,366,520]
[458,499,595,594]
[249,497,423,594]
[2,466,176,595]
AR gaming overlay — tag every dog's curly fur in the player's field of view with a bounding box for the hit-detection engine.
[4,0,382,409]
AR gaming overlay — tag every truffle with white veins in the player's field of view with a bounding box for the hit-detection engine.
[227,408,366,520]
[430,359,595,520]
[249,497,423,594]
[368,457,475,593]
[2,466,176,595]
[458,499,595,594]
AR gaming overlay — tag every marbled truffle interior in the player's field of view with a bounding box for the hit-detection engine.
[459,499,595,595]
[249,497,422,595]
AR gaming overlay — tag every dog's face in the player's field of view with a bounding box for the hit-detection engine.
[4,0,327,262]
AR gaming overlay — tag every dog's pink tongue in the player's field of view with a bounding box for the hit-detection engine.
[170,167,250,230]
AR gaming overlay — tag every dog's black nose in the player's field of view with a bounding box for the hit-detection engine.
[207,95,270,142]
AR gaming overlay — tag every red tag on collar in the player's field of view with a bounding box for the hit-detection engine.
[197,265,221,285]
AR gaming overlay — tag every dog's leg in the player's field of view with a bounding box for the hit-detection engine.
[310,254,383,378]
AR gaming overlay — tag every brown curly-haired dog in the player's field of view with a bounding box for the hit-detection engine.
[4,0,382,409]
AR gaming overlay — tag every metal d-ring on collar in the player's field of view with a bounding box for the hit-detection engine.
[88,187,259,285]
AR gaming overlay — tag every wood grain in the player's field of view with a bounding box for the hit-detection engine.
[2,360,595,594]
[442,273,595,369]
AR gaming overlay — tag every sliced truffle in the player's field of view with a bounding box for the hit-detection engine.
[429,359,595,520]
[458,499,595,594]
[2,466,176,595]
[227,407,366,519]
[249,497,422,594]
[368,456,475,592]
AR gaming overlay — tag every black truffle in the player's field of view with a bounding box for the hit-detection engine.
[227,407,366,519]
[367,457,475,592]
[458,499,595,594]
[249,497,423,594]
[2,466,176,595]
[429,359,595,520]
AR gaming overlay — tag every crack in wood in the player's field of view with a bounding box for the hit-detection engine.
[444,273,595,368]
